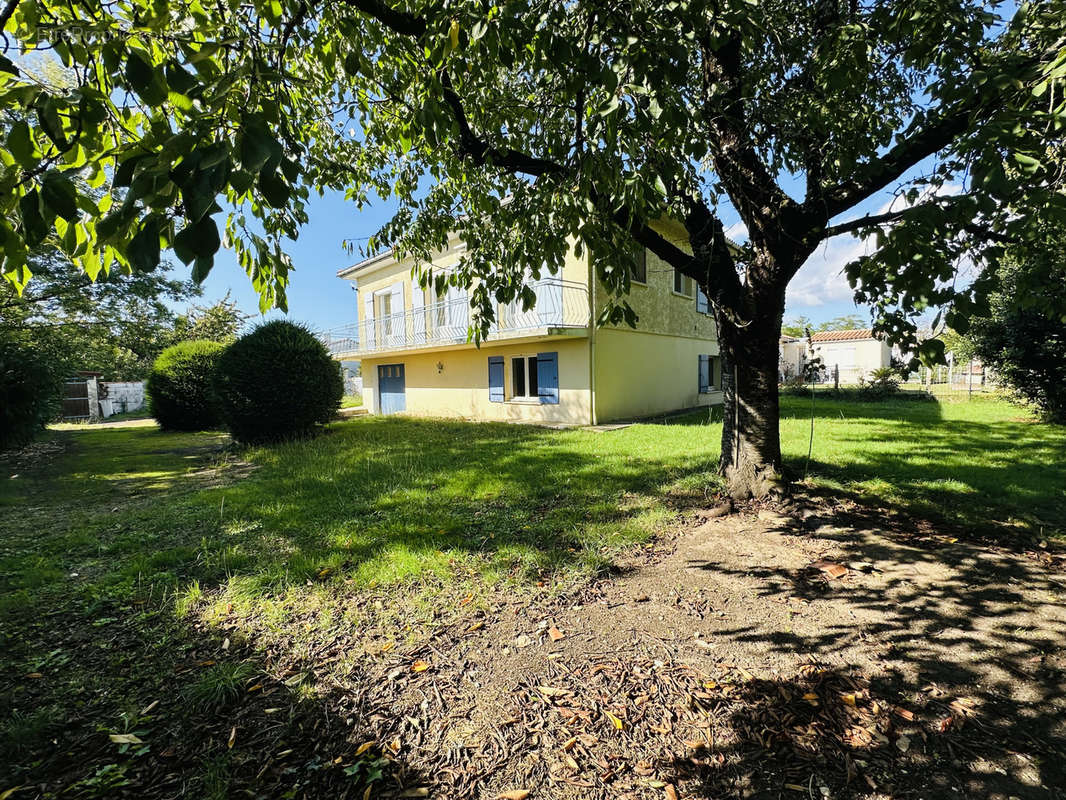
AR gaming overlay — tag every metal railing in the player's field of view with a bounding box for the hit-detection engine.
[320,279,590,358]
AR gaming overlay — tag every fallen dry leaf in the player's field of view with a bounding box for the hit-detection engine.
[665,783,680,800]
[896,734,911,752]
[411,660,430,673]
[227,726,236,749]
[496,791,530,800]
[108,733,143,745]
[603,709,625,731]
[355,740,376,756]
[548,626,565,642]
[537,686,570,698]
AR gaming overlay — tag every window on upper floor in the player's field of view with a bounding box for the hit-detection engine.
[697,288,711,314]
[673,269,694,297]
[630,248,647,284]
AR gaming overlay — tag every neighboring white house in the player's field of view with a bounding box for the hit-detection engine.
[780,329,893,383]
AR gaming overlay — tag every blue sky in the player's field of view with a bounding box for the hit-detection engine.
[191,187,874,333]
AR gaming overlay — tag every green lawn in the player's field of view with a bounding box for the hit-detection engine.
[0,394,1062,795]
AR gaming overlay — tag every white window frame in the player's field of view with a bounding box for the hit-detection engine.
[509,354,540,401]
[630,248,648,286]
[672,269,694,298]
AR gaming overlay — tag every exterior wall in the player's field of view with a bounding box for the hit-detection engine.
[352,236,590,325]
[592,221,717,342]
[594,328,723,422]
[811,339,891,380]
[362,337,591,425]
[344,220,721,425]
[780,340,807,379]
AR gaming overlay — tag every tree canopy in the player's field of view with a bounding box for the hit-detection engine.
[0,248,247,379]
[2,0,1064,494]
[0,1,1061,342]
[966,222,1066,422]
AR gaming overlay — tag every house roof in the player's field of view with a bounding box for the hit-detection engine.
[809,328,876,343]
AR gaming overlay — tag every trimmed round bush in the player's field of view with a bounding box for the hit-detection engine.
[146,340,226,431]
[214,320,342,444]
[1,338,63,451]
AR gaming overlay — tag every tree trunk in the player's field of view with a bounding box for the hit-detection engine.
[717,312,785,500]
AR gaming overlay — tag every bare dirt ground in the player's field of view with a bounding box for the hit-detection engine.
[277,495,1066,800]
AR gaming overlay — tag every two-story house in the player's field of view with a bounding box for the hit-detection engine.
[322,221,724,425]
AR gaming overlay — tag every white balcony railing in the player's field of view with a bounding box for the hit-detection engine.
[321,279,590,358]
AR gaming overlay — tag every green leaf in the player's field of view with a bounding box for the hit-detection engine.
[127,216,162,272]
[36,97,67,150]
[174,215,221,263]
[257,168,290,208]
[114,154,148,188]
[239,117,278,172]
[41,171,79,221]
[6,121,35,167]
[125,50,168,106]
[19,190,49,247]
[191,255,214,283]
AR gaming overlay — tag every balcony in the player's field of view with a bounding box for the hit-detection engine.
[321,279,590,359]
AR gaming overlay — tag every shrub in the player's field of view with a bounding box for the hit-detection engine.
[0,338,64,451]
[857,366,901,400]
[214,320,343,444]
[146,340,225,431]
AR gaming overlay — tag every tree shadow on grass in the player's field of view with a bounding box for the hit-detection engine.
[779,397,1066,541]
[1,415,721,796]
[0,598,430,799]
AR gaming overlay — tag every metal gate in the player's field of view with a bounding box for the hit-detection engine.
[377,364,406,415]
[62,380,90,420]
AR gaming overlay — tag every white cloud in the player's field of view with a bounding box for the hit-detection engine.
[786,183,964,308]
[724,221,748,243]
[787,233,874,307]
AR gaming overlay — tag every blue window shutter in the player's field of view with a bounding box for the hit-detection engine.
[537,351,559,404]
[488,356,504,402]
[697,289,709,314]
[698,355,710,393]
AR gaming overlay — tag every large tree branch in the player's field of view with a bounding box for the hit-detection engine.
[345,0,747,316]
[824,193,1016,244]
[810,104,977,221]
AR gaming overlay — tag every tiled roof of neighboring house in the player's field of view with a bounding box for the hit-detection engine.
[809,328,876,343]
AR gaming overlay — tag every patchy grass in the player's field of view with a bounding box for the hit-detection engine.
[340,393,363,408]
[778,394,1066,537]
[1,395,1062,796]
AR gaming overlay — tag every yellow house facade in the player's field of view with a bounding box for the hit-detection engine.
[323,225,724,425]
